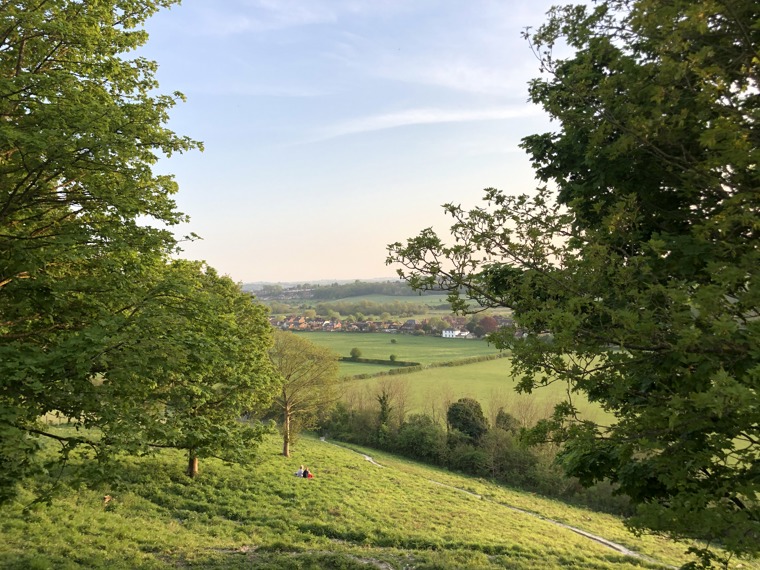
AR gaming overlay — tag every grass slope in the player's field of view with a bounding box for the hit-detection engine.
[3,432,754,569]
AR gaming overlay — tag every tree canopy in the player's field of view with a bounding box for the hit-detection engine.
[98,261,279,477]
[447,398,489,443]
[388,0,759,565]
[0,1,275,496]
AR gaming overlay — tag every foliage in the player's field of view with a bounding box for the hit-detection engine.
[0,0,206,499]
[97,261,279,477]
[447,398,489,443]
[269,331,339,457]
[388,0,760,563]
[396,414,448,465]
[349,347,362,360]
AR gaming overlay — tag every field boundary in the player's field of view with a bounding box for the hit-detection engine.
[346,352,508,380]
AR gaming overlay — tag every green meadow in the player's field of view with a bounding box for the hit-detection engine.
[298,332,501,366]
[4,431,751,570]
[299,332,603,422]
[340,358,605,423]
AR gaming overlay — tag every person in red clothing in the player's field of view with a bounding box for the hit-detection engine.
[303,467,313,479]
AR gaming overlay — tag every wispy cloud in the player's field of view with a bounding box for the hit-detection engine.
[315,105,541,141]
[375,58,535,95]
[188,0,413,36]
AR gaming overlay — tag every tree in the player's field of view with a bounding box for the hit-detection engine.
[0,0,202,500]
[495,409,520,435]
[349,347,362,360]
[479,316,499,335]
[98,262,279,478]
[425,316,447,335]
[375,388,393,447]
[269,331,339,457]
[388,0,759,564]
[446,398,488,443]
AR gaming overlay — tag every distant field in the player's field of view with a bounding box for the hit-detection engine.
[301,331,607,424]
[337,361,403,377]
[340,358,607,425]
[298,331,500,364]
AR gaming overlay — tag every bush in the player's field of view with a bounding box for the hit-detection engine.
[447,398,488,442]
[349,347,362,359]
[448,442,489,477]
[396,415,447,465]
[480,428,539,485]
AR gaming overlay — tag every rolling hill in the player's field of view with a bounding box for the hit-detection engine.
[2,431,753,569]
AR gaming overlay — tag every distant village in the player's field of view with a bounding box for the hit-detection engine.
[268,314,516,339]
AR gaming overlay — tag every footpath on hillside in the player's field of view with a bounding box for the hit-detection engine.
[321,438,675,569]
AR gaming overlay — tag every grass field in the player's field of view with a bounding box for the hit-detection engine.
[340,357,606,424]
[299,331,501,366]
[298,332,603,423]
[3,431,749,569]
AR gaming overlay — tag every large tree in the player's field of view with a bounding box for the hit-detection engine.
[268,331,339,457]
[388,0,759,565]
[97,261,279,478]
[0,0,205,498]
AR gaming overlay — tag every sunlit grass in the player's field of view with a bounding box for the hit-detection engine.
[341,358,607,425]
[3,432,754,569]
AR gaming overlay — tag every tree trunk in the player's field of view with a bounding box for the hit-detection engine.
[282,409,290,457]
[187,449,199,478]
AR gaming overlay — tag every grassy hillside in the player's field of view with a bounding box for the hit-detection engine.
[2,431,753,569]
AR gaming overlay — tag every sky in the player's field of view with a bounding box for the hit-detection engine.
[140,0,562,284]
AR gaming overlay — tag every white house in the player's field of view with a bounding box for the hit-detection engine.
[442,329,468,338]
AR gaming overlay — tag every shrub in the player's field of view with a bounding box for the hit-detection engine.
[396,414,447,465]
[447,398,489,442]
[448,442,489,476]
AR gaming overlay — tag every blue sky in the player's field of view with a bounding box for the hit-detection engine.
[141,0,560,283]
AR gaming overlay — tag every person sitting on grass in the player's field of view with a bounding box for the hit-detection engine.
[295,465,304,477]
[303,467,313,479]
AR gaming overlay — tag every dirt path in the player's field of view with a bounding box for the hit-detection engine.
[322,438,674,568]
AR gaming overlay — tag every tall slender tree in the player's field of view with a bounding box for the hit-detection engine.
[268,331,339,457]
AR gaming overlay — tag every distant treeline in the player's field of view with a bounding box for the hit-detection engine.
[255,280,421,299]
[309,281,439,300]
[313,299,430,318]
